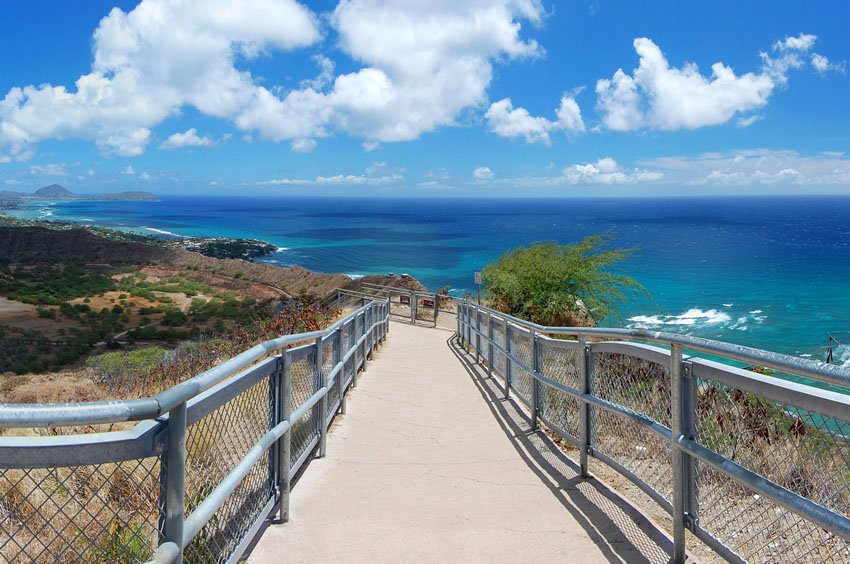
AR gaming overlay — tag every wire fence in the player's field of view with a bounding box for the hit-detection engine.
[458,300,850,564]
[0,299,389,564]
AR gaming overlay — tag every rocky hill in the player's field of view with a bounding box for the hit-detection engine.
[1,184,158,202]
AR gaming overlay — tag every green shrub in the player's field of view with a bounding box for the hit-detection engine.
[481,235,644,326]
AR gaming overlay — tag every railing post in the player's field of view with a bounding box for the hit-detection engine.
[352,314,360,388]
[475,308,482,362]
[505,321,513,400]
[671,344,696,564]
[579,337,592,479]
[465,305,472,352]
[531,331,540,430]
[317,335,328,458]
[360,310,367,371]
[456,300,461,338]
[433,293,439,325]
[279,351,292,522]
[410,291,416,324]
[487,312,494,378]
[336,329,346,415]
[163,401,187,559]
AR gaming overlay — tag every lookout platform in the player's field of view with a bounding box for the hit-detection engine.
[247,321,676,563]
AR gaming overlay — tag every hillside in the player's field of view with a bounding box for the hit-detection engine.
[0,224,427,376]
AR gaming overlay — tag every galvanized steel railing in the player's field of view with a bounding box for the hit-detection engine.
[0,299,389,563]
[457,300,850,563]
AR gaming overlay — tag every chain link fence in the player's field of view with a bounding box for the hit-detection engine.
[458,300,850,563]
[1,300,389,563]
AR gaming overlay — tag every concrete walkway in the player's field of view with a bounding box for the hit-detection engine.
[248,321,674,563]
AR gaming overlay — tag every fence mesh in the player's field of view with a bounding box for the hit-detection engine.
[0,457,161,563]
[290,352,319,467]
[488,318,505,381]
[695,377,850,562]
[509,329,534,404]
[538,342,581,439]
[184,376,274,563]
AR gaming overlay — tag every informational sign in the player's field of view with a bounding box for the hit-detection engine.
[474,271,481,284]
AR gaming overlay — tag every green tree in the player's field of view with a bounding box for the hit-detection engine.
[481,235,644,326]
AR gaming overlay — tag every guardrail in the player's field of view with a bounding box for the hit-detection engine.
[457,300,850,563]
[358,283,441,326]
[0,299,389,563]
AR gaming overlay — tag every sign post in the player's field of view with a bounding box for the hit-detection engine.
[474,271,481,304]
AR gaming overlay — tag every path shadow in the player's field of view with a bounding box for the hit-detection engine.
[447,335,684,564]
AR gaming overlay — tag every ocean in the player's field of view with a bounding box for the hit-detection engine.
[9,195,850,363]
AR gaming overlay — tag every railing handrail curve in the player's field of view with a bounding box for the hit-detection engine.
[459,299,850,388]
[0,297,388,428]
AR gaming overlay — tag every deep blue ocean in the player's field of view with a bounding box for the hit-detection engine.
[12,195,850,363]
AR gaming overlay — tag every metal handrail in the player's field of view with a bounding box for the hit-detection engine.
[460,300,850,388]
[0,298,390,564]
[457,299,850,563]
[0,298,389,428]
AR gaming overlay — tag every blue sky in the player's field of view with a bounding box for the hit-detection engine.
[0,0,848,197]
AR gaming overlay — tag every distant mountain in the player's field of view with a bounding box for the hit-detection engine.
[0,184,158,202]
[33,184,77,198]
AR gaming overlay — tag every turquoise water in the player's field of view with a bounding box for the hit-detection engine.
[9,195,850,362]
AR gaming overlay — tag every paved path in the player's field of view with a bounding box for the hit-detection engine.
[248,321,673,563]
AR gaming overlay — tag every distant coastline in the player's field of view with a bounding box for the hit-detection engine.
[0,184,158,207]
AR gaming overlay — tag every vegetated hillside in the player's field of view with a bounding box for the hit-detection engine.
[0,226,174,264]
[0,224,429,377]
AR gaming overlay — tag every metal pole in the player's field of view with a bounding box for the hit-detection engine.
[336,329,346,415]
[352,314,360,388]
[360,311,368,372]
[487,312,494,378]
[475,308,482,362]
[433,294,439,325]
[671,344,687,563]
[317,336,328,458]
[579,337,591,478]
[505,322,513,400]
[684,360,699,537]
[279,351,292,522]
[531,331,540,430]
[163,401,186,559]
[410,291,415,324]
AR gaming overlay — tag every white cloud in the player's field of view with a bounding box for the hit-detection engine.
[641,149,850,185]
[597,34,828,131]
[300,54,335,91]
[362,141,380,152]
[29,163,69,176]
[506,157,663,187]
[257,161,404,186]
[122,165,135,175]
[256,178,310,186]
[486,94,584,144]
[736,115,762,128]
[810,53,845,75]
[0,0,321,161]
[290,138,317,152]
[3,179,21,185]
[561,157,662,185]
[0,0,547,158]
[139,172,152,180]
[159,128,216,149]
[774,33,817,52]
[473,166,495,180]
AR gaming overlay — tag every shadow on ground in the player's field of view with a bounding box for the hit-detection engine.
[447,334,683,564]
